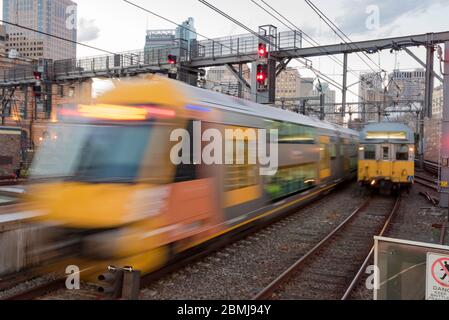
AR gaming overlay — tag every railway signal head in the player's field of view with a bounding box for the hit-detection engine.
[258,43,268,58]
[168,54,177,65]
[256,64,267,85]
[97,267,124,298]
[33,71,42,81]
[33,84,42,99]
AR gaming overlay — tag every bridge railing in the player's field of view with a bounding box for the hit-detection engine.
[53,45,188,76]
[192,30,302,60]
[0,65,36,82]
[0,29,302,82]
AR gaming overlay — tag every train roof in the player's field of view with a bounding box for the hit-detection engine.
[97,77,359,139]
[360,122,414,144]
[179,80,359,138]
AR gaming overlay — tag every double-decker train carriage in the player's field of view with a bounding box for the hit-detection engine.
[25,76,359,277]
[358,122,415,193]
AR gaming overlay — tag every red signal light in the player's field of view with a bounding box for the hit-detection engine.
[258,43,268,58]
[256,64,267,85]
[168,54,177,65]
[33,71,42,81]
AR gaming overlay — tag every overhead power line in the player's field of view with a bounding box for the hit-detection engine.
[122,0,259,64]
[304,0,383,73]
[0,19,116,55]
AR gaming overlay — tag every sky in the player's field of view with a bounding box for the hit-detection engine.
[1,0,449,103]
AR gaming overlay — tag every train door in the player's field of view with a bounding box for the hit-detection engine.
[159,120,220,248]
[380,144,393,178]
[319,136,331,181]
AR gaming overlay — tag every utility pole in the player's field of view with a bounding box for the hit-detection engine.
[440,41,449,210]
[342,53,348,118]
[422,46,436,170]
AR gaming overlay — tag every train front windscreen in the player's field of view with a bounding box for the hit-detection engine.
[30,124,152,183]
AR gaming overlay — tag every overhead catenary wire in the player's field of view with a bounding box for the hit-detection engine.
[304,0,383,73]
[199,0,368,103]
[250,0,373,104]
[122,0,260,64]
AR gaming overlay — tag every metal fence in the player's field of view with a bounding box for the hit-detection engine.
[0,29,303,82]
[193,30,302,60]
[53,44,188,76]
[0,65,35,82]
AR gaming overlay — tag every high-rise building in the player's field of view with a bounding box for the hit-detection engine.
[176,17,197,52]
[424,85,444,163]
[432,85,444,118]
[276,67,301,108]
[205,64,251,99]
[299,77,314,97]
[0,25,6,54]
[358,72,384,122]
[144,30,176,50]
[313,82,341,124]
[144,17,197,62]
[388,69,426,102]
[3,0,77,60]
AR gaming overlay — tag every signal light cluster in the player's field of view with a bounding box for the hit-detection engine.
[258,43,268,58]
[256,64,268,85]
[33,71,42,98]
[168,54,177,65]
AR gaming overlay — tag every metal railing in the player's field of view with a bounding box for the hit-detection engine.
[192,30,302,60]
[0,65,36,82]
[0,29,303,82]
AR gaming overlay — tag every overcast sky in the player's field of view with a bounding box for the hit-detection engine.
[2,0,449,102]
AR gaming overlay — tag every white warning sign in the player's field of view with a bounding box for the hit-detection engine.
[426,253,449,300]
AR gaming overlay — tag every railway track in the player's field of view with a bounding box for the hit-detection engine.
[253,195,401,300]
[3,278,67,300]
[414,174,438,190]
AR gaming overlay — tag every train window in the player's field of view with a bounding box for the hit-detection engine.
[364,145,376,160]
[224,128,258,192]
[340,145,345,157]
[175,121,197,182]
[265,163,316,200]
[277,122,315,144]
[330,144,337,159]
[382,147,390,160]
[396,145,409,161]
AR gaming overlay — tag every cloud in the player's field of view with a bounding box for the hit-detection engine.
[77,18,100,42]
[335,0,449,35]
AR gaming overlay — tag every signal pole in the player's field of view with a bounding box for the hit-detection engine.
[440,41,449,210]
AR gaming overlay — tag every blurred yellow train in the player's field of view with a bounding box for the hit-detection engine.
[358,122,415,193]
[25,76,359,277]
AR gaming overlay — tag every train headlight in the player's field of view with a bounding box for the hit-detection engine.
[371,180,376,186]
[359,147,365,151]
[409,147,415,153]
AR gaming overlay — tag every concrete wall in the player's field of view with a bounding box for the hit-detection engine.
[0,222,46,276]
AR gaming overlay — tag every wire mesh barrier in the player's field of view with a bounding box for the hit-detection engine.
[193,30,302,59]
[0,29,302,83]
[0,65,36,82]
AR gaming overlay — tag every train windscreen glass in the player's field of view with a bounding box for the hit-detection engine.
[366,131,407,140]
[31,124,151,182]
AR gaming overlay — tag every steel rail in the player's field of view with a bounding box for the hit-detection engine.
[252,198,372,300]
[341,196,401,300]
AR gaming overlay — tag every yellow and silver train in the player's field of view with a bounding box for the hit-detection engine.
[25,76,359,277]
[358,122,415,193]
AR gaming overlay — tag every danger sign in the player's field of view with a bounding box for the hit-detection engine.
[426,253,449,300]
